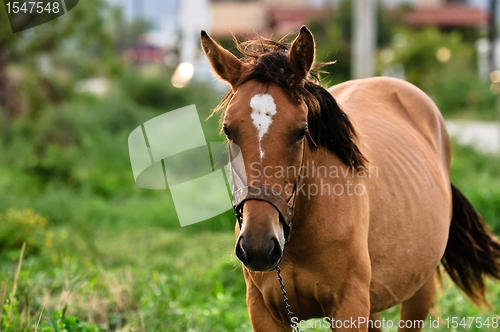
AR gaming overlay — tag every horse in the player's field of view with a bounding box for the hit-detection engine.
[200,26,500,331]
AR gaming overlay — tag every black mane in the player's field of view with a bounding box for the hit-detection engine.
[213,36,367,169]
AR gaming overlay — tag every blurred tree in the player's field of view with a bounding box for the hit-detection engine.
[376,27,496,119]
[382,27,475,90]
[114,14,153,51]
[307,0,399,83]
[0,0,122,119]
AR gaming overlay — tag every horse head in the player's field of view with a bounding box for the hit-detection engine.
[201,28,317,271]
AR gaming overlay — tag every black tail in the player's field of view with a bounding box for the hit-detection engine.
[441,184,500,306]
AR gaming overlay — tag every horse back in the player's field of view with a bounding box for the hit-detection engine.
[329,76,450,171]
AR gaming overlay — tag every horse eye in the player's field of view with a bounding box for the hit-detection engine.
[223,125,232,140]
[297,126,308,141]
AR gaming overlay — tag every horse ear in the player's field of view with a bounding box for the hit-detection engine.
[289,26,315,79]
[200,30,243,88]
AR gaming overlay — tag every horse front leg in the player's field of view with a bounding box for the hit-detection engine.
[246,284,291,332]
[327,258,372,332]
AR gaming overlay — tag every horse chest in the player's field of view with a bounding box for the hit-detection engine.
[250,267,339,320]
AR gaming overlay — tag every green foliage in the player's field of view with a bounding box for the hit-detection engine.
[0,0,128,118]
[38,307,103,332]
[432,67,496,120]
[1,297,24,332]
[2,304,103,332]
[378,27,496,120]
[1,70,223,196]
[0,68,232,236]
[379,27,471,88]
[0,209,50,259]
[0,0,114,67]
[119,69,221,111]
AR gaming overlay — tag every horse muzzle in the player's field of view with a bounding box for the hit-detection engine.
[232,186,294,271]
[236,234,283,271]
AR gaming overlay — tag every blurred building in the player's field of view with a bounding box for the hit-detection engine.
[403,0,488,29]
[109,0,492,81]
[384,0,488,7]
[109,0,333,78]
[123,39,165,64]
[209,0,489,37]
[211,0,329,37]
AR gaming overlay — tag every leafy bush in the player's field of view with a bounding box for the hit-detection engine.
[378,27,496,119]
[431,65,496,120]
[1,71,223,195]
[38,307,104,332]
[379,28,472,88]
[0,72,232,233]
[119,68,222,112]
[2,303,103,332]
[0,209,50,259]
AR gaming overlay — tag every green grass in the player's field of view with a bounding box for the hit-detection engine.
[2,214,499,331]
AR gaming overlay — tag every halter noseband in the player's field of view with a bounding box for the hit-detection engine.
[231,141,306,244]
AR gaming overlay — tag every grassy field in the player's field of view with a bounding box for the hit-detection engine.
[1,78,500,331]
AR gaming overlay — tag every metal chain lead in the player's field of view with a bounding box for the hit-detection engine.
[276,265,301,332]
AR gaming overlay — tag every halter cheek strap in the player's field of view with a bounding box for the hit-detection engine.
[231,141,306,244]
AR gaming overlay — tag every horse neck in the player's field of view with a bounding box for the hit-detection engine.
[291,145,365,238]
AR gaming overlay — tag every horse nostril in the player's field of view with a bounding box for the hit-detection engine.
[268,237,282,264]
[235,237,248,263]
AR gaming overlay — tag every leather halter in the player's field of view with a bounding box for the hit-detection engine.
[231,141,306,244]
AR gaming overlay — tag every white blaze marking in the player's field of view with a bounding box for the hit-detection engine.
[250,94,277,159]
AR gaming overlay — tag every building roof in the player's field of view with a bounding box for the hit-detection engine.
[210,2,327,38]
[403,4,489,28]
[269,7,326,35]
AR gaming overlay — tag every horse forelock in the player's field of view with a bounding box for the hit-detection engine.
[212,35,367,169]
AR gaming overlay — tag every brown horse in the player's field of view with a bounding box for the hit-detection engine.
[200,26,500,331]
